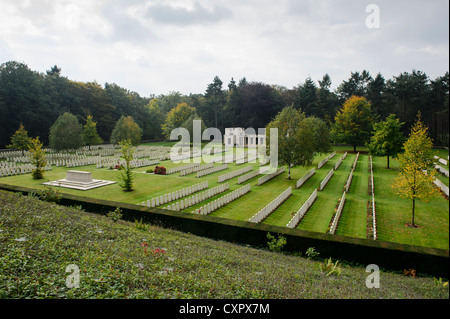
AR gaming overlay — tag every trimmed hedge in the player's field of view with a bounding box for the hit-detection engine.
[0,182,448,278]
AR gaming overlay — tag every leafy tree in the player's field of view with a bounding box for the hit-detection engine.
[331,96,373,152]
[118,139,135,192]
[7,124,32,154]
[162,102,196,139]
[391,115,439,227]
[180,112,207,142]
[303,116,332,155]
[368,114,405,168]
[110,116,142,146]
[144,99,165,140]
[82,115,103,148]
[28,137,47,180]
[266,105,320,179]
[49,112,83,151]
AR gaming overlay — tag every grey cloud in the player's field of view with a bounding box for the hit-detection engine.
[145,2,232,26]
[93,2,159,44]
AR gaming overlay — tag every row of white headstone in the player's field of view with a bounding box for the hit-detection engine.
[345,152,360,192]
[237,166,269,184]
[140,181,209,207]
[249,187,292,223]
[329,153,360,234]
[180,163,214,176]
[218,165,253,183]
[317,151,336,169]
[257,167,285,185]
[165,163,200,175]
[0,164,52,178]
[192,184,251,215]
[435,164,449,178]
[329,191,347,234]
[433,178,449,197]
[334,152,348,170]
[434,155,448,166]
[369,156,377,240]
[286,189,318,228]
[296,168,315,189]
[163,183,230,211]
[319,169,334,191]
[196,164,228,178]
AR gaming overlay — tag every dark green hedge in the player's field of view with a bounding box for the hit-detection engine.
[1,183,448,278]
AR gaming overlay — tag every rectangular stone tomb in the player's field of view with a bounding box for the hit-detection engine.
[43,170,116,191]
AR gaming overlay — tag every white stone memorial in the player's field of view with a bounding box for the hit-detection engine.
[43,170,115,191]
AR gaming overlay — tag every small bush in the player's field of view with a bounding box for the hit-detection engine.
[319,258,342,277]
[134,218,149,231]
[107,207,123,223]
[146,169,154,173]
[38,187,62,203]
[154,166,166,175]
[305,247,320,259]
[266,232,286,253]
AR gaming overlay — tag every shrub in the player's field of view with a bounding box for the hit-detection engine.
[305,247,320,259]
[319,258,342,277]
[154,166,166,175]
[134,218,149,231]
[38,187,62,203]
[106,207,123,223]
[266,232,287,253]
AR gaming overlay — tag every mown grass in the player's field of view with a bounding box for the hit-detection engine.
[0,190,448,299]
[0,146,448,250]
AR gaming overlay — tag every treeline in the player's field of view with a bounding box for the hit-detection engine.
[0,60,448,149]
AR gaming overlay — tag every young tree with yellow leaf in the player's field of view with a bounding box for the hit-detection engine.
[331,96,373,152]
[391,115,439,227]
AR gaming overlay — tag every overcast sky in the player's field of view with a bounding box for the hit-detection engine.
[0,0,448,97]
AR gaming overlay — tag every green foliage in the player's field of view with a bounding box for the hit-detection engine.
[106,207,123,223]
[27,137,47,179]
[434,277,449,289]
[134,218,149,231]
[82,115,103,148]
[331,96,373,152]
[37,186,62,203]
[266,232,287,253]
[49,112,84,151]
[111,116,142,146]
[305,247,320,259]
[392,114,439,227]
[266,105,331,179]
[118,140,135,192]
[319,258,342,277]
[162,102,196,140]
[368,114,405,168]
[7,124,32,154]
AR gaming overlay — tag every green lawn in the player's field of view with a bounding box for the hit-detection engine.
[0,145,448,250]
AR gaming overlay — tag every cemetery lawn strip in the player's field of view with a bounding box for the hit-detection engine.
[0,189,448,299]
[373,156,449,250]
[335,154,369,239]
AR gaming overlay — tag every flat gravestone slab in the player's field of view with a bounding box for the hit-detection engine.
[43,170,115,191]
[66,170,93,183]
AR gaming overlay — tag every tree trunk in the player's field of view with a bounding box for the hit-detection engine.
[411,198,415,227]
[288,165,291,180]
[353,144,357,152]
[387,155,390,169]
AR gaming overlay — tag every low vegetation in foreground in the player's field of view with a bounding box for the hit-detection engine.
[0,190,448,299]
